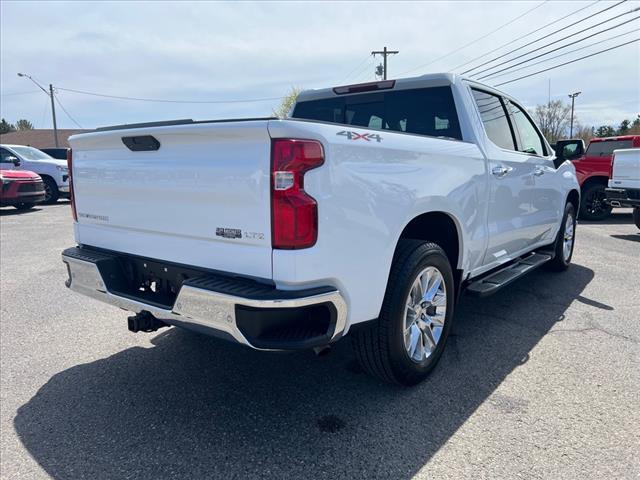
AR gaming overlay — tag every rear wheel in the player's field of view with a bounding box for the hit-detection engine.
[633,207,640,230]
[544,202,576,272]
[14,203,35,211]
[580,183,611,221]
[351,241,455,386]
[42,176,59,204]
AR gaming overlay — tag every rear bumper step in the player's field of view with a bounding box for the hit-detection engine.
[465,252,552,297]
[61,246,347,350]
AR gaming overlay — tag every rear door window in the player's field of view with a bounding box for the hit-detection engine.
[471,89,515,150]
[586,140,633,156]
[292,86,462,140]
[504,99,546,156]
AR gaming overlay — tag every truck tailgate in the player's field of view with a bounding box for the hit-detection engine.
[69,120,273,280]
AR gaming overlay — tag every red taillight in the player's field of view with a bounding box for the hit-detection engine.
[271,139,324,249]
[67,148,77,221]
[609,152,615,179]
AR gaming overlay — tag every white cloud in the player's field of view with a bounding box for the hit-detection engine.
[1,0,638,129]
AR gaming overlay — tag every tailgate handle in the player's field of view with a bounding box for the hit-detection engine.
[122,135,160,151]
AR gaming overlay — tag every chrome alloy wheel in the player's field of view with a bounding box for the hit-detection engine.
[403,266,447,363]
[563,212,575,261]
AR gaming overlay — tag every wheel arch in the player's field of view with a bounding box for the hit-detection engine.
[566,188,580,211]
[392,211,464,297]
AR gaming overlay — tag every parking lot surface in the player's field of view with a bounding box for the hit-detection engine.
[1,203,639,479]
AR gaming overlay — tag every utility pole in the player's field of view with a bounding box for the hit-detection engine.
[568,91,581,138]
[49,84,59,147]
[371,46,399,80]
[17,73,59,147]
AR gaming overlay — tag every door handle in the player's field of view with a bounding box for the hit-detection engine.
[534,166,545,176]
[491,165,512,178]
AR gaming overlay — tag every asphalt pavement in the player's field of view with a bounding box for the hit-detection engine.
[1,202,638,479]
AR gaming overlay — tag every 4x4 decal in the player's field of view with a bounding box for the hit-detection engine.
[337,130,382,142]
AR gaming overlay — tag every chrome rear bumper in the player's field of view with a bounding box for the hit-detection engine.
[62,247,347,350]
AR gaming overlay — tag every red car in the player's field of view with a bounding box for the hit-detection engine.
[0,170,46,210]
[572,135,640,220]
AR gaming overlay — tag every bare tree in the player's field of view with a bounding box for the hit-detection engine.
[572,122,594,145]
[272,87,301,118]
[531,100,572,143]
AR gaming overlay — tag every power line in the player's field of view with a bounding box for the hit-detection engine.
[398,0,549,77]
[470,7,639,78]
[477,16,640,80]
[53,93,83,128]
[450,0,601,72]
[344,55,375,84]
[56,87,284,104]
[493,38,639,87]
[0,90,41,97]
[340,55,373,84]
[481,28,639,80]
[462,0,630,75]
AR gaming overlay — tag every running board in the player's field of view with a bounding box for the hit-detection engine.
[466,252,553,297]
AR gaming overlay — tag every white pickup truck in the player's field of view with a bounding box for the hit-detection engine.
[606,148,640,229]
[62,73,580,385]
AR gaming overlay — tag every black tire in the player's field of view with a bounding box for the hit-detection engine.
[579,183,611,221]
[544,202,576,272]
[14,203,35,211]
[351,241,455,386]
[633,207,640,230]
[42,176,59,204]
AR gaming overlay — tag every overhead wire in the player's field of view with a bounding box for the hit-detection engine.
[56,87,284,104]
[470,7,639,78]
[397,0,550,77]
[463,0,631,74]
[493,38,639,87]
[477,16,640,80]
[53,92,83,128]
[481,28,639,80]
[450,0,601,72]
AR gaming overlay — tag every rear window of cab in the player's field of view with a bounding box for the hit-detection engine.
[292,86,462,141]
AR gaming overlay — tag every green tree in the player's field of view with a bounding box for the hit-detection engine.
[272,87,301,118]
[617,119,630,135]
[630,115,640,135]
[0,118,16,134]
[15,119,34,131]
[594,125,616,137]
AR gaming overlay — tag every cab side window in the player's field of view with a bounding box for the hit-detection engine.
[505,100,546,156]
[471,89,515,151]
[0,148,13,161]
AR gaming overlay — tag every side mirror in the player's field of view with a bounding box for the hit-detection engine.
[6,155,20,167]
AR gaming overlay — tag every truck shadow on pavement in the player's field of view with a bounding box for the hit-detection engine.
[15,265,594,479]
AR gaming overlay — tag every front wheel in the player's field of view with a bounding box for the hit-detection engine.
[579,183,611,221]
[14,203,35,211]
[633,207,640,230]
[42,177,60,204]
[351,241,455,386]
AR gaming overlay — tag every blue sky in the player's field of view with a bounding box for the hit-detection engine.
[1,0,638,130]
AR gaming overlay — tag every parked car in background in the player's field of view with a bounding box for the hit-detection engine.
[62,73,580,386]
[40,148,69,160]
[605,148,640,229]
[0,169,46,210]
[0,144,70,204]
[571,135,640,220]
